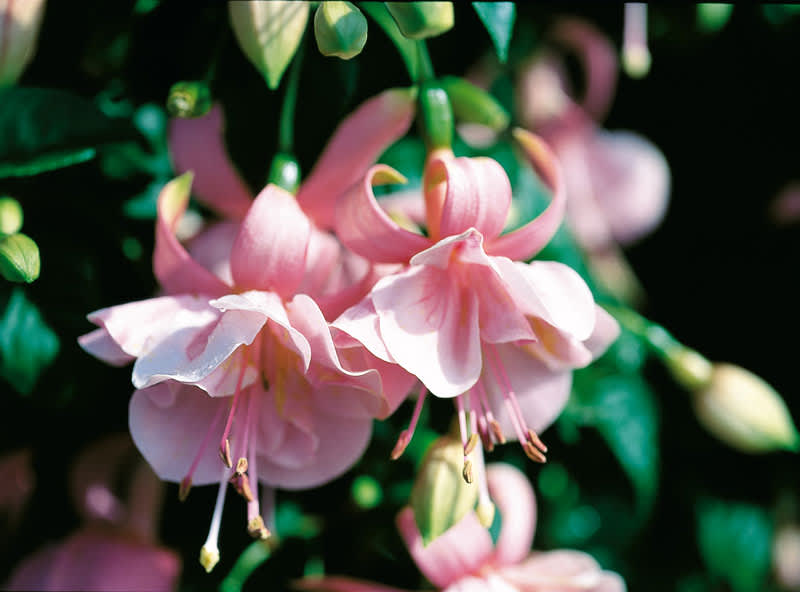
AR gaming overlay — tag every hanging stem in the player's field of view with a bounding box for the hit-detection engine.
[278,39,304,154]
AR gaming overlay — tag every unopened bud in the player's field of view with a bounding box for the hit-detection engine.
[166,81,212,118]
[0,233,39,283]
[314,1,367,60]
[0,0,46,86]
[386,2,454,40]
[664,346,713,391]
[774,525,800,589]
[410,436,478,545]
[229,1,310,90]
[0,197,23,236]
[693,363,800,453]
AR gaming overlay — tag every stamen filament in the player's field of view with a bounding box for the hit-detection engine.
[219,351,250,467]
[472,439,495,528]
[391,385,428,460]
[180,401,226,501]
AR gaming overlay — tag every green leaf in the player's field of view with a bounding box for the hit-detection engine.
[0,288,59,395]
[472,2,516,63]
[697,499,773,592]
[0,233,40,283]
[0,87,133,178]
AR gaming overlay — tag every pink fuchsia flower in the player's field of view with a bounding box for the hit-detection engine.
[333,129,619,473]
[167,88,416,319]
[5,434,181,592]
[80,175,414,570]
[297,463,625,592]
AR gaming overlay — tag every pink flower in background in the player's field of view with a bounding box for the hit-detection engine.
[298,463,625,592]
[333,129,618,475]
[80,174,414,570]
[5,434,181,592]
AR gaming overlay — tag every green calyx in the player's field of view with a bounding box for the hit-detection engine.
[418,81,453,151]
[268,153,301,194]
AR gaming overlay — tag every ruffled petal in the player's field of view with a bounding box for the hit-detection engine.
[186,220,239,286]
[486,464,537,567]
[372,265,481,398]
[487,131,565,262]
[230,184,311,297]
[153,174,231,297]
[129,384,226,485]
[332,295,395,364]
[336,165,432,263]
[499,550,625,592]
[433,156,512,242]
[297,88,417,228]
[167,104,254,219]
[484,343,572,437]
[396,506,493,589]
[78,328,134,366]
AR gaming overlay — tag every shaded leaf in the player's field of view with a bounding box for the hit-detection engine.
[473,2,516,63]
[0,288,59,395]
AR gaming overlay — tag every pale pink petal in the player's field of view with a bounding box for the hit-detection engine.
[230,184,311,297]
[486,464,537,567]
[296,576,412,592]
[297,88,417,228]
[485,343,572,436]
[315,263,381,323]
[299,227,346,298]
[396,506,493,589]
[129,384,226,485]
[153,174,231,297]
[78,328,134,366]
[584,306,620,359]
[332,296,396,364]
[586,130,670,246]
[186,220,239,286]
[444,574,519,592]
[499,550,625,592]
[377,189,428,226]
[168,104,253,219]
[336,165,432,263]
[5,527,181,592]
[372,265,481,398]
[434,156,512,242]
[487,131,566,262]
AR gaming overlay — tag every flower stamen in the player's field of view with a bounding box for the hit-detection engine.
[391,385,428,460]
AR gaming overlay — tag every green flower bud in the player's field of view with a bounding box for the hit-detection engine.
[313,1,367,60]
[0,233,40,283]
[439,76,509,132]
[229,1,310,90]
[693,363,800,453]
[386,2,454,40]
[166,81,212,118]
[0,197,24,236]
[410,436,477,546]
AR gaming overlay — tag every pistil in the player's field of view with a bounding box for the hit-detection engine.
[200,466,230,573]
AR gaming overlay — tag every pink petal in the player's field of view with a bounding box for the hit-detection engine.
[396,506,493,589]
[377,189,428,226]
[499,550,625,592]
[434,156,512,242]
[372,265,481,398]
[296,576,412,592]
[332,295,396,364]
[336,165,432,263]
[484,343,572,436]
[298,227,346,298]
[444,574,519,592]
[78,328,134,366]
[168,104,253,219]
[584,306,620,359]
[129,383,226,485]
[186,220,240,286]
[486,464,537,567]
[487,131,566,262]
[297,88,417,229]
[230,184,311,297]
[153,174,231,297]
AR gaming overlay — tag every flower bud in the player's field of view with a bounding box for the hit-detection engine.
[0,197,24,236]
[166,81,212,118]
[693,363,800,454]
[0,0,47,86]
[0,233,40,283]
[439,76,509,132]
[313,1,367,60]
[385,2,454,40]
[229,1,310,90]
[409,436,477,546]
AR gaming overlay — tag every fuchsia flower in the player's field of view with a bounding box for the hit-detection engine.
[5,435,181,592]
[298,463,625,592]
[333,129,619,485]
[79,90,418,568]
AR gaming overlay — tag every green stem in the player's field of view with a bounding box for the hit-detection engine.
[219,539,275,592]
[279,39,304,154]
[415,40,434,82]
[360,2,418,82]
[603,303,681,359]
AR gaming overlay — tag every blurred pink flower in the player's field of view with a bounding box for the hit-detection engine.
[80,175,414,570]
[297,463,625,592]
[333,130,618,471]
[5,434,181,592]
[0,0,47,86]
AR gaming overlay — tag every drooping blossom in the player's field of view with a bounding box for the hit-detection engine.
[167,87,417,319]
[333,128,619,500]
[297,463,625,592]
[5,434,181,592]
[79,173,414,571]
